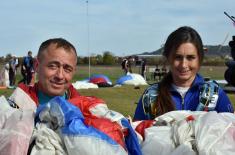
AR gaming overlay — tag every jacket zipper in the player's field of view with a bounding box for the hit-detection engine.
[181,96,185,110]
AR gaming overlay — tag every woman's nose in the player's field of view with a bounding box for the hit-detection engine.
[181,58,188,67]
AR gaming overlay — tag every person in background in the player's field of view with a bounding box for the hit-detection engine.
[127,56,133,73]
[20,51,34,85]
[8,55,17,87]
[153,64,161,81]
[141,59,147,80]
[161,64,167,78]
[121,58,128,75]
[134,26,234,120]
[9,38,80,106]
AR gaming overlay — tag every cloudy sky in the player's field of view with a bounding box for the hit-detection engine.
[0,0,234,57]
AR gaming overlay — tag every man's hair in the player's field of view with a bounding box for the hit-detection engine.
[37,38,77,61]
[28,51,32,55]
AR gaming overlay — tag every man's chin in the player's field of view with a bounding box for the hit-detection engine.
[47,88,65,96]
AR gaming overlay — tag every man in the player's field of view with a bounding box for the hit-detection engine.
[8,55,17,87]
[8,38,141,154]
[127,56,133,73]
[141,59,147,80]
[121,58,128,75]
[9,38,80,109]
[20,51,34,85]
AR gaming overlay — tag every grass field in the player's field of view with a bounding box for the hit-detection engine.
[0,65,234,117]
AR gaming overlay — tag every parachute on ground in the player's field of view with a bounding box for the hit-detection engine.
[116,73,148,86]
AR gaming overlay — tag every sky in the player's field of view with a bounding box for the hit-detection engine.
[0,0,235,57]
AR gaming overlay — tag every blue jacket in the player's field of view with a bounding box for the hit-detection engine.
[134,74,234,120]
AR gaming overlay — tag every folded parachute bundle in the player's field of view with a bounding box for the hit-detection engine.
[0,96,35,155]
[131,111,235,155]
[30,96,142,155]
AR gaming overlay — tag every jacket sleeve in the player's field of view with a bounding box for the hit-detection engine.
[68,84,80,99]
[134,84,158,121]
[215,87,234,112]
[134,96,147,121]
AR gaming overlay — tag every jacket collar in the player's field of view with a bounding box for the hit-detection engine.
[170,74,205,92]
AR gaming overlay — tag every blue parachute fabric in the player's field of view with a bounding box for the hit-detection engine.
[121,118,142,155]
[90,74,112,84]
[116,75,132,85]
[36,96,119,146]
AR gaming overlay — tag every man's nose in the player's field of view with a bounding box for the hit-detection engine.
[56,67,64,78]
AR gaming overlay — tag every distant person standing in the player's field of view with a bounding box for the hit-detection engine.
[127,56,133,74]
[161,64,167,78]
[8,55,17,87]
[121,58,128,75]
[153,65,161,81]
[20,51,34,85]
[141,59,147,80]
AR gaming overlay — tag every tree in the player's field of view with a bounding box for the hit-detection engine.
[96,54,103,65]
[5,53,12,62]
[77,56,84,64]
[102,51,115,65]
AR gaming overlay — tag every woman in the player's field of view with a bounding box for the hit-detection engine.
[134,26,234,120]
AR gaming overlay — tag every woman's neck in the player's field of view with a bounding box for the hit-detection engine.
[172,76,195,87]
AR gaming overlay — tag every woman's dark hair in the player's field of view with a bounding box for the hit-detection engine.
[153,26,204,116]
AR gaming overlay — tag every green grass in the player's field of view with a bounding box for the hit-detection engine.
[79,85,148,117]
[1,65,234,117]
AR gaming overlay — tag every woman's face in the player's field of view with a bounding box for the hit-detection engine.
[168,42,200,87]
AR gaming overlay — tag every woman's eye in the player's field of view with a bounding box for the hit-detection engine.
[187,55,196,60]
[175,55,182,60]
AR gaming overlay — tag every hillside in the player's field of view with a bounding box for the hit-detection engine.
[139,45,231,57]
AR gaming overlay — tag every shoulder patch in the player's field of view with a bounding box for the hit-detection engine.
[142,83,159,119]
[197,80,219,111]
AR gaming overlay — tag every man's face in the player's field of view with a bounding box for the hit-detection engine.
[28,52,32,57]
[35,44,77,96]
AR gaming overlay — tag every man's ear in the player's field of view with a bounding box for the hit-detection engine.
[34,58,39,73]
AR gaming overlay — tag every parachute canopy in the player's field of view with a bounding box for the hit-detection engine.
[116,73,148,86]
[89,74,113,87]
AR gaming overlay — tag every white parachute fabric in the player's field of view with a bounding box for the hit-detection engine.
[117,73,148,86]
[141,126,174,155]
[30,123,67,155]
[195,112,235,155]
[72,80,98,89]
[0,97,34,155]
[0,64,10,87]
[133,111,235,155]
[124,73,148,86]
[8,87,37,110]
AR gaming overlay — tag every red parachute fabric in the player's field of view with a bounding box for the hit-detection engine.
[69,96,126,149]
[89,77,107,84]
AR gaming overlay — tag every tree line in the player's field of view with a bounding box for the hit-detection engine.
[0,51,231,67]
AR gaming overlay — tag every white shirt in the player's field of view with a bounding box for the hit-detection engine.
[172,84,190,98]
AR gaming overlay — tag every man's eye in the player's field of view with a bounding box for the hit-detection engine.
[64,67,73,73]
[48,64,58,69]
